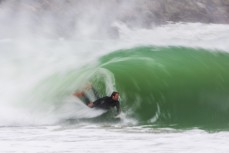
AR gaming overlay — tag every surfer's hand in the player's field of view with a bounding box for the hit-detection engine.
[114,112,124,119]
[87,102,94,108]
[114,113,121,118]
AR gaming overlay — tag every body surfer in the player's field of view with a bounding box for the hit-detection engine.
[87,91,121,115]
[74,86,121,115]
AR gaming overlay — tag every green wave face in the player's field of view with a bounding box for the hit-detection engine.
[99,46,229,128]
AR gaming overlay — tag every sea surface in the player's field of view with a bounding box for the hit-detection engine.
[1,1,229,153]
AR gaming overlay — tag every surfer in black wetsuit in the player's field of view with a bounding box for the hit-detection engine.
[74,85,121,115]
[87,91,121,115]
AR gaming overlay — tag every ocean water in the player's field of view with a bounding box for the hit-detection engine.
[2,125,229,153]
[1,1,229,153]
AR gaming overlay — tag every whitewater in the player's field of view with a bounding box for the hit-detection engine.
[1,1,229,153]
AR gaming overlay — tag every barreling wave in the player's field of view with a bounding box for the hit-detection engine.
[96,46,229,129]
[25,46,229,129]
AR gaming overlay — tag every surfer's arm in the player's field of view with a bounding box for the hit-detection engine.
[93,97,106,107]
[116,101,121,115]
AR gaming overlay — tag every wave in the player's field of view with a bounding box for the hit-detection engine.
[8,45,229,129]
[95,46,229,129]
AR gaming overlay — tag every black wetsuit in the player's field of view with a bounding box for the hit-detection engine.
[93,96,120,114]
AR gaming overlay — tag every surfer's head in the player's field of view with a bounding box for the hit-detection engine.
[111,91,119,101]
